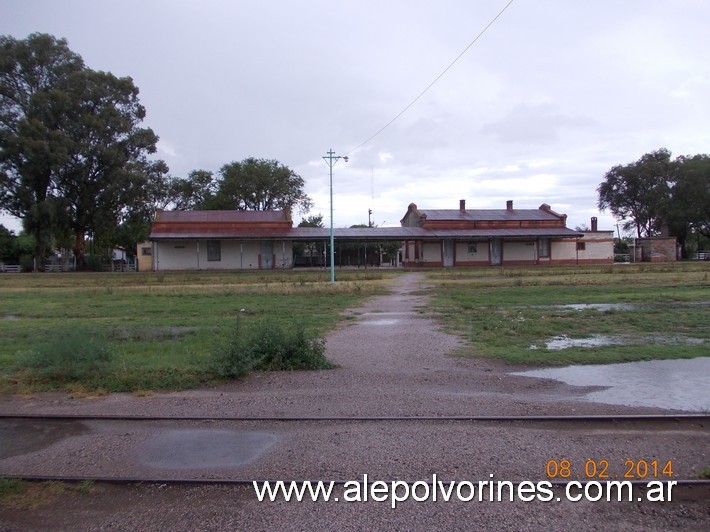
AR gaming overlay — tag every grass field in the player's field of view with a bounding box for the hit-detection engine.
[0,263,708,394]
[423,262,710,365]
[0,269,397,394]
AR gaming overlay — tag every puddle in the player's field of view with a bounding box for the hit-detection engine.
[554,303,639,312]
[531,334,705,350]
[362,319,399,326]
[141,429,276,470]
[512,357,710,411]
[539,302,710,312]
[0,420,88,459]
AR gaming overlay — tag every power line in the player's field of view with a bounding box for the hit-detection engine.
[346,0,516,156]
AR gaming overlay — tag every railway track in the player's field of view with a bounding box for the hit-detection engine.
[2,413,708,422]
[2,413,707,494]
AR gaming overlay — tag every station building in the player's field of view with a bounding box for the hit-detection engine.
[139,199,614,271]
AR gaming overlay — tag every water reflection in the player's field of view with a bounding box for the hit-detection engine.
[512,357,710,412]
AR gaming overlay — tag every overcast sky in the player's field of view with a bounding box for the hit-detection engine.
[2,0,709,234]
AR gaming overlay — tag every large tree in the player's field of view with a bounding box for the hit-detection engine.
[597,148,672,238]
[211,157,312,213]
[0,33,167,269]
[0,33,84,268]
[54,68,165,268]
[665,154,710,256]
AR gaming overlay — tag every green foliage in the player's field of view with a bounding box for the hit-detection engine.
[0,33,168,270]
[598,148,710,250]
[0,270,387,393]
[166,169,215,211]
[212,318,332,378]
[597,148,672,238]
[665,154,710,256]
[0,478,24,499]
[298,214,324,228]
[21,330,112,382]
[209,158,313,214]
[0,225,31,263]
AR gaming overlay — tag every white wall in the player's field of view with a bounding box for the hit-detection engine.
[455,241,488,261]
[578,232,614,261]
[422,242,442,263]
[503,241,537,261]
[155,240,294,270]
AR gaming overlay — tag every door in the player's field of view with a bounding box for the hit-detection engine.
[443,240,454,267]
[260,241,273,269]
[490,239,502,266]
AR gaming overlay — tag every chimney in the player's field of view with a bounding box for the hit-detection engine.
[459,199,466,211]
[506,200,513,211]
[591,217,598,232]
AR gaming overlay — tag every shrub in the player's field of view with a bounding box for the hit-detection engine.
[212,318,332,378]
[21,330,113,382]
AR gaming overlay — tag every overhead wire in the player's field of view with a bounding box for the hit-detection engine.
[346,0,516,156]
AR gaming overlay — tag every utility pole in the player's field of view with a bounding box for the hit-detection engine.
[322,149,348,284]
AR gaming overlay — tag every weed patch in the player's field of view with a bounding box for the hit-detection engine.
[212,318,333,378]
[19,330,113,383]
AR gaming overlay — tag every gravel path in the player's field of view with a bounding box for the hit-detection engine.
[1,273,708,531]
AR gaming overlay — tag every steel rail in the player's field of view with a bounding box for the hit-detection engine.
[1,413,708,422]
[1,474,708,489]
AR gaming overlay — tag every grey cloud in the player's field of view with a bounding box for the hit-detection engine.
[481,103,598,144]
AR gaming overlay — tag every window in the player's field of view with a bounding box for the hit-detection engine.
[141,247,152,256]
[467,243,478,253]
[207,240,221,261]
[576,241,586,251]
[539,238,550,258]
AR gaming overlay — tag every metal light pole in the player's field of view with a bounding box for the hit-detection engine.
[323,149,348,284]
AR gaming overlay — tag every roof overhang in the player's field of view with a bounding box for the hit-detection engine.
[149,227,583,241]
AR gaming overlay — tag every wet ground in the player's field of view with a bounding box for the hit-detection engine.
[1,273,708,530]
[512,357,710,411]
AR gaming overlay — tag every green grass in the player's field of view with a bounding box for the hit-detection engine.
[1,264,708,393]
[0,479,95,509]
[423,263,710,365]
[0,270,397,393]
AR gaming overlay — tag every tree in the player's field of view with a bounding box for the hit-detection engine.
[0,33,167,270]
[166,169,215,210]
[54,69,166,268]
[0,224,15,262]
[211,157,312,213]
[0,33,84,269]
[597,148,672,238]
[296,214,324,266]
[108,159,171,259]
[665,154,710,256]
[299,214,323,228]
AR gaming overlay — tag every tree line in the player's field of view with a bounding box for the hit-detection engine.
[4,35,707,271]
[0,34,311,270]
[597,148,710,256]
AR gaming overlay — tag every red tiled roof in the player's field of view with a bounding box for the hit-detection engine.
[150,226,582,241]
[418,208,563,222]
[156,210,290,223]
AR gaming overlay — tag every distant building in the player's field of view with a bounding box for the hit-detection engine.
[143,200,614,271]
[399,200,613,267]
